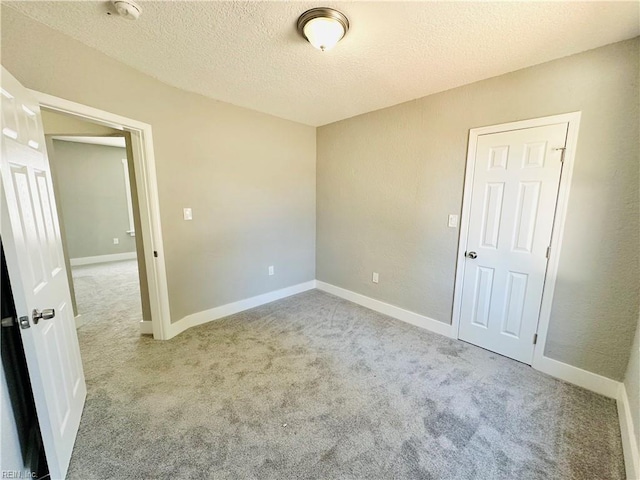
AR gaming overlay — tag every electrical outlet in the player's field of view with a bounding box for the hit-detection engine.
[113,238,119,245]
[448,214,458,228]
[268,266,274,276]
[372,272,379,284]
[183,208,193,221]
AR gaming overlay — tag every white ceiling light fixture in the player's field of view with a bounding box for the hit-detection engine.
[112,0,141,20]
[297,7,349,52]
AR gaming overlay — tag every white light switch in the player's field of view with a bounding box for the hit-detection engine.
[268,266,274,276]
[183,208,193,221]
[113,238,119,245]
[448,214,458,228]
[372,272,379,284]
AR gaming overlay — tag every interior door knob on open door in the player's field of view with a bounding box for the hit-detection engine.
[465,251,478,259]
[32,308,55,324]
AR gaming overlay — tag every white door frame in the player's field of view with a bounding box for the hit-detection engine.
[31,90,172,340]
[451,112,581,369]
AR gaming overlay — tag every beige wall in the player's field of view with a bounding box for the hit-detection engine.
[41,109,119,136]
[1,8,316,323]
[317,38,639,380]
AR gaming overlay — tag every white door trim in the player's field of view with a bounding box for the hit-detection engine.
[30,90,172,340]
[451,112,581,368]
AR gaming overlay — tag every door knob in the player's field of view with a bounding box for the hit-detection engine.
[465,251,478,259]
[32,308,55,325]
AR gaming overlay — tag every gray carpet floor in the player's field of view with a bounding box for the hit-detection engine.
[68,260,625,479]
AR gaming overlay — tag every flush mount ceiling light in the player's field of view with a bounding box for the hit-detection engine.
[297,7,349,52]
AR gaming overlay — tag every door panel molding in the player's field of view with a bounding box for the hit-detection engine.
[452,112,581,368]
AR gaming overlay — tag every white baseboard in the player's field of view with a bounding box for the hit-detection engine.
[139,320,153,335]
[166,280,317,339]
[532,354,620,399]
[74,314,84,329]
[618,383,640,480]
[314,281,622,400]
[315,281,455,338]
[70,252,137,266]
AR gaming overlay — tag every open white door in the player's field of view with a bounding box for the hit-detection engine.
[1,67,86,479]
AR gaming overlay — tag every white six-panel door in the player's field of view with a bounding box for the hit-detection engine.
[458,122,568,364]
[1,67,86,479]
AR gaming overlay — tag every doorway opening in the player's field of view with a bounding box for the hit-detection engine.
[32,90,172,340]
[42,108,150,337]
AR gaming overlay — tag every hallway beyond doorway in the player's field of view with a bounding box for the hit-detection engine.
[72,260,142,330]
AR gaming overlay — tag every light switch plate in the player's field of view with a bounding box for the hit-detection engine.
[183,208,193,221]
[448,214,458,228]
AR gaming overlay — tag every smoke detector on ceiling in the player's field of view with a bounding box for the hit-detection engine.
[112,0,141,20]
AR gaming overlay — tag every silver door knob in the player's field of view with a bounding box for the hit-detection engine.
[465,251,478,259]
[32,308,55,325]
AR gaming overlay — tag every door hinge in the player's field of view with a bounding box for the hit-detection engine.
[546,246,551,258]
[554,147,566,163]
[153,250,158,258]
[533,333,538,345]
[1,317,15,328]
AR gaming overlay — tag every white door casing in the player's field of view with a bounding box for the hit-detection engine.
[1,67,86,479]
[457,122,568,364]
[30,90,171,341]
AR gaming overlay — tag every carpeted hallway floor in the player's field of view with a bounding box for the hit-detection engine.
[68,260,625,479]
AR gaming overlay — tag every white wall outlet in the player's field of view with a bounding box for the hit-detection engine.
[448,214,459,228]
[268,266,274,276]
[113,238,119,245]
[183,208,193,221]
[372,272,379,284]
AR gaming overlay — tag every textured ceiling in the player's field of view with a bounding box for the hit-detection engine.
[6,1,639,126]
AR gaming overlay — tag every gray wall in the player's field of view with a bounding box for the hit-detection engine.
[317,38,639,380]
[624,316,640,460]
[1,7,316,323]
[49,140,135,259]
